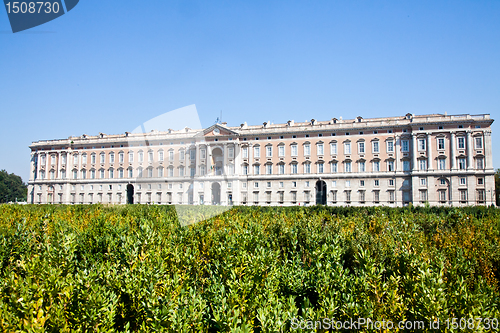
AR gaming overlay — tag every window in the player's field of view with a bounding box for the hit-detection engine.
[344,142,351,154]
[82,154,87,165]
[168,167,174,177]
[254,182,259,188]
[291,163,298,174]
[460,177,466,185]
[372,141,379,153]
[279,182,284,188]
[138,167,143,177]
[73,154,78,165]
[119,169,124,178]
[179,150,185,160]
[254,146,260,158]
[72,170,77,179]
[50,170,55,179]
[358,161,365,172]
[360,180,365,187]
[90,154,96,164]
[266,164,272,175]
[403,160,411,171]
[254,165,260,175]
[279,164,285,174]
[345,190,351,202]
[374,180,379,187]
[291,145,298,156]
[291,191,297,202]
[477,189,485,203]
[279,145,285,157]
[420,190,428,202]
[158,167,164,177]
[331,191,337,202]
[190,167,196,177]
[304,163,311,174]
[476,157,484,169]
[460,190,467,202]
[358,142,365,154]
[440,178,446,185]
[305,191,310,202]
[266,181,271,188]
[159,151,164,161]
[40,154,46,165]
[438,159,446,170]
[81,169,87,179]
[201,149,206,159]
[128,168,133,178]
[128,152,134,163]
[373,191,380,203]
[317,144,324,155]
[419,159,427,171]
[345,180,351,187]
[389,179,394,186]
[109,153,115,164]
[330,142,337,155]
[228,148,234,159]
[457,137,465,149]
[109,169,114,179]
[332,180,337,187]
[331,162,338,173]
[458,158,466,170]
[345,161,351,173]
[318,163,324,173]
[242,165,248,175]
[61,155,67,164]
[373,161,380,172]
[402,140,409,152]
[304,144,311,156]
[179,166,184,177]
[387,141,394,153]
[200,165,206,176]
[420,178,426,186]
[475,137,483,149]
[438,138,445,150]
[389,191,395,202]
[139,151,144,162]
[119,152,124,163]
[387,160,394,172]
[439,190,447,202]
[292,181,297,188]
[168,150,174,161]
[266,146,272,157]
[418,138,426,151]
[478,178,484,185]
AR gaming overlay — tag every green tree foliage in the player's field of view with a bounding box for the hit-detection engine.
[0,170,27,203]
[495,168,500,206]
[0,205,499,332]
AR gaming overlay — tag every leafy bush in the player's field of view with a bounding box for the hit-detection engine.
[0,204,499,332]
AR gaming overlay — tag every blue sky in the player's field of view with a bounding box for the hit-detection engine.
[1,0,499,182]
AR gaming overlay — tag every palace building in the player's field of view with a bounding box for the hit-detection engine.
[28,113,495,206]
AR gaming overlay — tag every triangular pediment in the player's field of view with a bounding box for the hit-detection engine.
[201,124,239,137]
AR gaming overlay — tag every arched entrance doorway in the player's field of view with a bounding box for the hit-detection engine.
[211,148,224,175]
[315,180,327,205]
[127,184,134,204]
[211,182,221,205]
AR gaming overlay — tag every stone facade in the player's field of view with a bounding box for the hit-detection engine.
[28,113,495,206]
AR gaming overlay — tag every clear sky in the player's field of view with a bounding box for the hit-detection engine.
[1,0,499,182]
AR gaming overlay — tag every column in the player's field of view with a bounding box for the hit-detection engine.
[466,130,473,170]
[450,132,456,170]
[395,135,401,172]
[427,133,433,171]
[484,131,493,169]
[412,133,418,171]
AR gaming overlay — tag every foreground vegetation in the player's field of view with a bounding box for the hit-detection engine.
[0,204,499,332]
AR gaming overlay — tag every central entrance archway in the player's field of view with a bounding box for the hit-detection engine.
[315,180,327,205]
[127,184,134,204]
[211,182,221,205]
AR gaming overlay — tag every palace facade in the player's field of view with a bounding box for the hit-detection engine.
[28,113,495,206]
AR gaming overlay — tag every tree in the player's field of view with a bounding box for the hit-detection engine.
[495,168,500,206]
[0,170,27,203]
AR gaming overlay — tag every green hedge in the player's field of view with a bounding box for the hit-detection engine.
[0,204,499,332]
